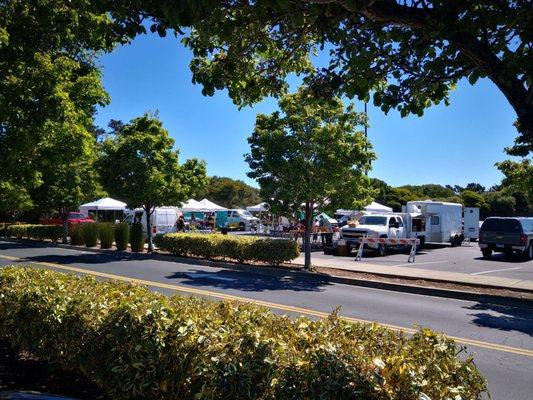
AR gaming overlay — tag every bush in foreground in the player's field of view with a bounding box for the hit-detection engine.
[114,222,130,251]
[154,233,299,265]
[98,223,114,249]
[0,267,486,400]
[82,223,98,247]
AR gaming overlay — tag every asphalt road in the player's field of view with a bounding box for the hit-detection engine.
[0,240,532,400]
[310,242,533,280]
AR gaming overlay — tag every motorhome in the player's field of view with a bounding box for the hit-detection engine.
[123,207,182,235]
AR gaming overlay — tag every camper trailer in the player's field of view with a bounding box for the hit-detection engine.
[403,200,472,246]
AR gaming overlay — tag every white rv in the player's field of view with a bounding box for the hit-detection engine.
[123,207,182,235]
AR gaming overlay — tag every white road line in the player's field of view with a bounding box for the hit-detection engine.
[392,260,449,267]
[471,266,523,276]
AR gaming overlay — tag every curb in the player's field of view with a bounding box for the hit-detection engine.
[2,238,532,306]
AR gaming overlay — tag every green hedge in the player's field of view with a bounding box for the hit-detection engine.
[0,267,486,400]
[98,223,114,249]
[130,222,144,252]
[82,223,98,247]
[114,222,130,251]
[154,233,299,266]
[70,223,85,246]
[2,224,62,242]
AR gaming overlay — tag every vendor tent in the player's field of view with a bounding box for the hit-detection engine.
[246,202,268,212]
[336,201,393,216]
[364,201,393,213]
[199,198,226,211]
[180,199,205,212]
[79,197,127,222]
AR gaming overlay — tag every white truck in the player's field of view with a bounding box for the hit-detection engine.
[123,207,182,235]
[339,201,478,256]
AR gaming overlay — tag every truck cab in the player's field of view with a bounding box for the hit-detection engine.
[216,209,260,231]
[340,214,407,256]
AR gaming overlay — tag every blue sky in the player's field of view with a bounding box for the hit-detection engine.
[95,32,519,189]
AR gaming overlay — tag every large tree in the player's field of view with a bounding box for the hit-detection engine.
[198,176,261,208]
[136,0,531,156]
[98,114,207,252]
[246,88,374,268]
[0,0,115,227]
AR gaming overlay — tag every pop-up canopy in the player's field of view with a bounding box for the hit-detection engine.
[79,197,128,222]
[198,198,226,211]
[364,201,393,213]
[246,202,268,212]
[80,197,127,212]
[180,199,205,212]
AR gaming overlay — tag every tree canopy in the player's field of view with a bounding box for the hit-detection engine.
[198,176,261,209]
[151,0,532,156]
[246,87,374,267]
[98,114,208,252]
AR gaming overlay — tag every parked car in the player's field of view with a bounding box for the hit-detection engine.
[40,212,95,227]
[479,217,533,260]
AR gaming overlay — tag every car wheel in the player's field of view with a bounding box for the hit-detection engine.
[238,222,245,231]
[378,244,388,257]
[482,248,492,260]
[524,244,533,261]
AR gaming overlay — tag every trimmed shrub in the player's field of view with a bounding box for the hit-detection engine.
[70,223,85,246]
[130,222,144,252]
[154,233,299,265]
[114,222,129,251]
[98,223,114,249]
[0,267,487,400]
[82,223,98,247]
[4,224,62,242]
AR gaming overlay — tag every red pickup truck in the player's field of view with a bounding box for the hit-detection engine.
[41,212,95,227]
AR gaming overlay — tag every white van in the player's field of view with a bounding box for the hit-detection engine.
[123,207,181,235]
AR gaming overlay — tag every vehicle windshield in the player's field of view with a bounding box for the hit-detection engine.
[357,216,388,226]
[481,218,522,233]
[239,210,253,217]
[68,213,85,219]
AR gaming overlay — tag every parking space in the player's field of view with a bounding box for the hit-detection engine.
[306,242,533,280]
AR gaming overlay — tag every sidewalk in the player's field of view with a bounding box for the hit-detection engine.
[293,254,533,292]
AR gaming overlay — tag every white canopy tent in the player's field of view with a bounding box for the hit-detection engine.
[198,198,226,211]
[364,201,393,213]
[336,201,393,216]
[246,202,268,212]
[79,197,127,222]
[180,199,205,212]
[80,197,127,214]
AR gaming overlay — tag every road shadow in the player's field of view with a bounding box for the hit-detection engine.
[165,268,330,293]
[473,253,532,264]
[22,252,142,265]
[0,240,58,251]
[464,301,533,336]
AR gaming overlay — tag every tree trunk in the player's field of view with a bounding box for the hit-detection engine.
[303,202,313,269]
[61,209,68,244]
[145,205,153,253]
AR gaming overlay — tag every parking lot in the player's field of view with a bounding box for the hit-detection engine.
[305,242,533,281]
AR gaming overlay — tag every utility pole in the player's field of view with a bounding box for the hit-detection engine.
[364,101,370,175]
